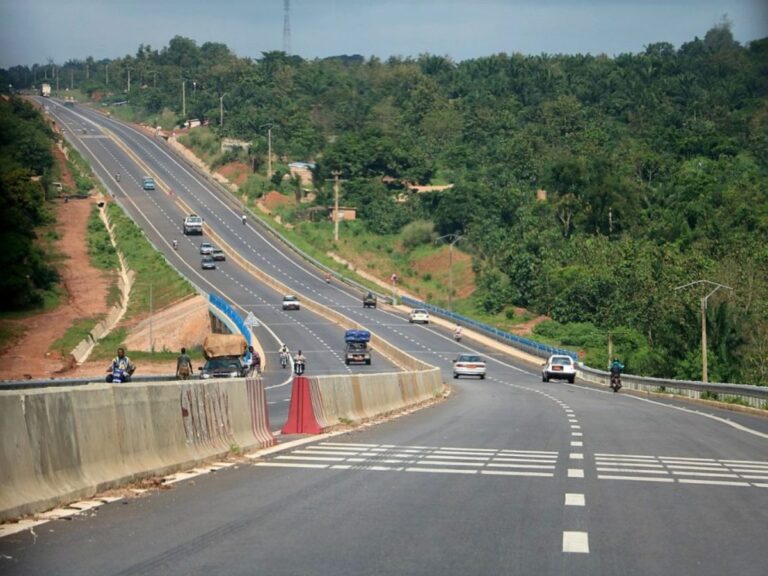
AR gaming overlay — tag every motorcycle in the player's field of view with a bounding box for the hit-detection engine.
[453,330,462,342]
[280,352,288,369]
[172,239,178,250]
[115,172,120,182]
[610,374,622,392]
[106,365,132,383]
[324,273,331,283]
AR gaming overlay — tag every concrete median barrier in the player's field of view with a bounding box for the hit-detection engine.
[301,367,443,431]
[0,377,274,522]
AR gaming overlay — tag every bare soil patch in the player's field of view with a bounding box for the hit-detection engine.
[0,196,112,380]
[412,247,476,299]
[261,191,293,211]
[217,161,251,187]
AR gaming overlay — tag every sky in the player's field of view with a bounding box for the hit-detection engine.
[1,0,767,69]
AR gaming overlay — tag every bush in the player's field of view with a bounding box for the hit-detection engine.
[400,220,434,250]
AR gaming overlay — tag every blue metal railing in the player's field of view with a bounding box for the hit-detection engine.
[209,293,251,347]
[401,296,577,361]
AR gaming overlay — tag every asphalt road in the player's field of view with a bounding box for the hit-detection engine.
[3,99,766,575]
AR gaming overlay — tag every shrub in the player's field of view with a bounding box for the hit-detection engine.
[400,220,434,250]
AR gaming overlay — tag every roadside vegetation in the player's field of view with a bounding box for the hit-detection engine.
[0,97,59,315]
[5,23,767,384]
[88,203,196,361]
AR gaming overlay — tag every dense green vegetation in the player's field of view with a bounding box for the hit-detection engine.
[4,22,767,383]
[0,97,59,310]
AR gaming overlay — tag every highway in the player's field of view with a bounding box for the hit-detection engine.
[1,98,766,575]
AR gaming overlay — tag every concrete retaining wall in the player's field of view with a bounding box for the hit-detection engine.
[0,377,274,522]
[309,367,443,428]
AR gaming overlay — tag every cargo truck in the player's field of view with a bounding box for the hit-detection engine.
[344,329,371,365]
[199,334,248,379]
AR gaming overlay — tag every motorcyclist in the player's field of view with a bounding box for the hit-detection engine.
[279,344,290,368]
[115,172,120,182]
[242,345,260,376]
[294,350,306,365]
[172,238,178,250]
[610,358,624,390]
[453,324,463,341]
[241,214,247,225]
[108,347,135,381]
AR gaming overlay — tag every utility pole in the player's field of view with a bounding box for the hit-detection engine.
[149,284,154,354]
[675,280,733,383]
[260,123,274,178]
[69,68,73,90]
[331,170,342,242]
[181,77,186,119]
[126,68,131,93]
[436,233,464,311]
[219,93,226,129]
[105,63,109,85]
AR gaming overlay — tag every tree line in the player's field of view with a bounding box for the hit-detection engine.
[0,97,59,310]
[2,22,767,383]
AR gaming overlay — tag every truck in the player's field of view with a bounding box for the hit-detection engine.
[199,334,248,379]
[183,213,204,235]
[41,83,51,97]
[363,292,377,308]
[344,329,371,365]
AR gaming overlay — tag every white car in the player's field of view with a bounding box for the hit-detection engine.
[409,309,430,324]
[282,295,300,311]
[199,242,214,255]
[453,354,486,379]
[542,355,576,383]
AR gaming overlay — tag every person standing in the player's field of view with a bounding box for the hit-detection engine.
[176,347,194,380]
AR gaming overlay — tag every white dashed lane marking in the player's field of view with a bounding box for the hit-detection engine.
[563,531,590,553]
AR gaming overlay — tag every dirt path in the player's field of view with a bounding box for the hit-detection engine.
[0,194,112,380]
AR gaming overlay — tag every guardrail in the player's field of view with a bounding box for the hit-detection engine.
[400,296,577,361]
[400,297,767,409]
[578,365,768,409]
[209,293,251,346]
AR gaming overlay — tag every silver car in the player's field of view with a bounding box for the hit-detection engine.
[201,255,216,270]
[453,354,486,379]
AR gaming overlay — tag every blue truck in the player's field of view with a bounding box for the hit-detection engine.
[345,329,371,365]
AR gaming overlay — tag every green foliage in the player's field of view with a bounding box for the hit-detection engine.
[5,26,767,383]
[0,97,60,311]
[105,204,195,320]
[400,220,434,250]
[50,316,103,356]
[86,205,119,270]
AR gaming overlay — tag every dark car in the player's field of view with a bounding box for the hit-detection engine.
[201,255,216,270]
[363,293,377,308]
[199,357,246,379]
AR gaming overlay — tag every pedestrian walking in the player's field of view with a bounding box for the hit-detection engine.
[176,347,194,380]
